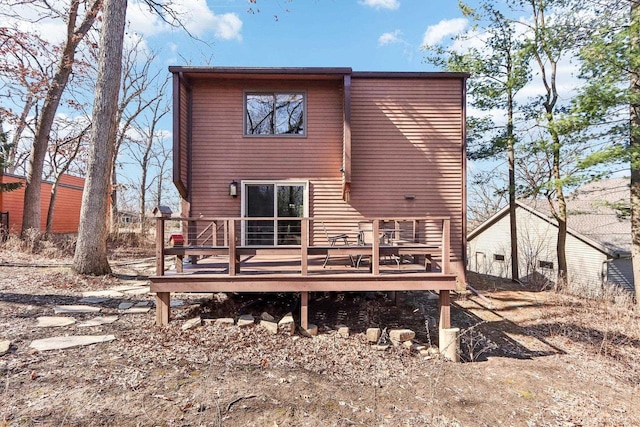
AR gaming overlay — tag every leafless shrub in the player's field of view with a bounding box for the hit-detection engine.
[458,323,497,362]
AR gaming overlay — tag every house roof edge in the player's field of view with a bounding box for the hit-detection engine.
[168,66,469,80]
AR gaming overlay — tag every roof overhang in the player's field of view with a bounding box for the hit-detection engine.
[168,67,470,82]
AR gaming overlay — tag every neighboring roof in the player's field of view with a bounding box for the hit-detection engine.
[168,66,470,80]
[468,178,631,257]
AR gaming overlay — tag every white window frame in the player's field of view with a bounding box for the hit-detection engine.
[240,180,309,246]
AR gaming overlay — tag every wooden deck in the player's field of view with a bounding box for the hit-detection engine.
[150,216,459,329]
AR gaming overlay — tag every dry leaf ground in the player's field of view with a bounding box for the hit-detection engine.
[1,248,639,426]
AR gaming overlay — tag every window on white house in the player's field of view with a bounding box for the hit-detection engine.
[539,260,554,269]
[494,254,505,261]
[245,92,305,136]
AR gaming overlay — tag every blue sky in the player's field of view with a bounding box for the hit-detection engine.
[130,0,472,71]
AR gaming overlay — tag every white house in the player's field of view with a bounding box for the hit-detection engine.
[467,178,633,293]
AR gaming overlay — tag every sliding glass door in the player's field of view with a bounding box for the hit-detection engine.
[243,181,307,246]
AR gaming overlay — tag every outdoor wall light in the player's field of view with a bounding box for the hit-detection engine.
[229,180,238,197]
[404,194,416,200]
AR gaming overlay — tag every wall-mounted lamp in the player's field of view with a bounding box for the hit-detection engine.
[229,180,238,197]
[404,194,416,200]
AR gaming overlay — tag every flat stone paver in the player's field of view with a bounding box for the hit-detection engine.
[82,290,124,298]
[118,302,134,310]
[77,316,119,327]
[170,299,185,308]
[29,335,116,352]
[122,307,151,314]
[182,317,202,330]
[0,340,10,355]
[36,317,76,328]
[109,285,147,292]
[54,305,101,314]
[237,314,255,327]
[78,297,109,304]
[124,286,150,295]
[134,301,150,307]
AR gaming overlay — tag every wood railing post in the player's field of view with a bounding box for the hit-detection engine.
[372,219,380,275]
[441,218,450,274]
[301,219,308,276]
[229,219,237,276]
[155,218,165,276]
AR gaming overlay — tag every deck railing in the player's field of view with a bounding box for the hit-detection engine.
[155,216,451,277]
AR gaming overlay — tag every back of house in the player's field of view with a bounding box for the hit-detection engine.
[170,67,468,281]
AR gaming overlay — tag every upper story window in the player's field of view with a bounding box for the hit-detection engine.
[245,92,305,136]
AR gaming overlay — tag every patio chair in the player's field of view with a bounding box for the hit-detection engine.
[355,222,400,269]
[321,222,354,268]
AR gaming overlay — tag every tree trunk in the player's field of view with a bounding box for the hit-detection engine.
[20,0,101,234]
[73,0,126,275]
[553,135,569,289]
[630,0,640,304]
[45,179,59,236]
[507,88,519,282]
[110,165,119,234]
[7,95,35,174]
[139,166,146,235]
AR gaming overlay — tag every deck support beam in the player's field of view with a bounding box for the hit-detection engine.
[300,291,309,330]
[438,290,451,329]
[156,292,171,325]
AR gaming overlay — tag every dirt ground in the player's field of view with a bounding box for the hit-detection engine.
[1,250,639,426]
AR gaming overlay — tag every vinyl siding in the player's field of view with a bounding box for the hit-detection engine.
[468,206,611,292]
[350,77,465,275]
[0,173,84,234]
[608,258,635,293]
[178,74,467,276]
[187,78,349,244]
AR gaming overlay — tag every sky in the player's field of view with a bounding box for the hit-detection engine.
[127,0,473,72]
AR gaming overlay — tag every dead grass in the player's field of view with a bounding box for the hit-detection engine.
[1,258,639,425]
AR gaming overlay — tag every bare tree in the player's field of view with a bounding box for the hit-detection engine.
[110,41,163,233]
[0,27,54,173]
[44,118,89,235]
[124,78,170,234]
[19,0,102,234]
[73,0,126,275]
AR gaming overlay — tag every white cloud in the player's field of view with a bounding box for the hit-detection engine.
[378,30,402,46]
[127,0,242,40]
[421,18,468,47]
[359,0,400,11]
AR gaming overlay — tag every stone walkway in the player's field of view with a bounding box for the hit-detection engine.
[8,283,152,353]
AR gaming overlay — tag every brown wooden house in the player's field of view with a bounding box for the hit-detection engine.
[152,67,468,335]
[0,172,84,235]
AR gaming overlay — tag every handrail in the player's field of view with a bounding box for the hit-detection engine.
[155,216,452,277]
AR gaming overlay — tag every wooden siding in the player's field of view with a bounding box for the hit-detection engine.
[468,206,610,291]
[0,173,84,234]
[187,78,357,244]
[350,78,465,276]
[172,74,189,200]
[175,72,467,280]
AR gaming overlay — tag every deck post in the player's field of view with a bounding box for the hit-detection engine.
[441,219,450,274]
[438,290,451,329]
[301,291,309,329]
[372,219,380,275]
[229,219,237,275]
[156,292,170,325]
[301,219,308,276]
[155,218,165,276]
